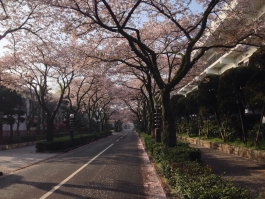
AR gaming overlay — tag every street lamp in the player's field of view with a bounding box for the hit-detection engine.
[69,114,74,139]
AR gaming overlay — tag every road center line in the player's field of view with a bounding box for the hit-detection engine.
[39,143,114,199]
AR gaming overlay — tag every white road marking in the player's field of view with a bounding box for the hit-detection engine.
[39,144,114,199]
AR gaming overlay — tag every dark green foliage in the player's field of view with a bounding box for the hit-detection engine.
[202,120,219,138]
[197,74,220,113]
[174,173,251,199]
[176,96,187,118]
[170,94,185,120]
[0,134,46,144]
[0,86,25,136]
[186,122,200,137]
[140,133,252,199]
[219,67,258,144]
[186,90,199,118]
[219,67,257,113]
[36,131,112,152]
[245,71,265,107]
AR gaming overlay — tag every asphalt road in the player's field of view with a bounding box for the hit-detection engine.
[0,130,148,199]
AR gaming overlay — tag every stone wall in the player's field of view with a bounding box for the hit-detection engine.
[178,136,265,163]
[0,141,38,151]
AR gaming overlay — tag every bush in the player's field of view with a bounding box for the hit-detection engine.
[202,120,219,138]
[174,173,251,199]
[36,131,112,152]
[139,133,252,199]
[0,134,46,144]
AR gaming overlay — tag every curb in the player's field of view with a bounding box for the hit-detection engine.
[136,132,167,199]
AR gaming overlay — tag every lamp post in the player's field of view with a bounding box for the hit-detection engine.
[69,113,74,139]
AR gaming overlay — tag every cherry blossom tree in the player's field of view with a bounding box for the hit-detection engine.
[2,39,76,141]
[0,0,44,41]
[21,0,265,146]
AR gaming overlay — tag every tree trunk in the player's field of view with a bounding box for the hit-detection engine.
[46,114,53,142]
[16,123,20,136]
[214,108,222,139]
[161,89,176,147]
[146,75,155,136]
[9,124,13,137]
[237,102,247,145]
[206,113,209,139]
[146,109,152,135]
[0,121,3,138]
[146,99,154,136]
[198,115,203,138]
[255,105,265,147]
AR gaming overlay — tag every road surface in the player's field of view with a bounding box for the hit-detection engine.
[0,130,152,199]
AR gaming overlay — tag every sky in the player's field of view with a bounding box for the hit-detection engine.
[0,38,8,57]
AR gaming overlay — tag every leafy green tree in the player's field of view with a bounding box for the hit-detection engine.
[185,90,199,136]
[14,108,26,136]
[219,67,257,145]
[245,46,265,147]
[245,71,265,146]
[176,96,187,121]
[197,75,222,139]
[170,94,184,122]
[186,91,199,119]
[0,86,25,137]
[171,94,186,135]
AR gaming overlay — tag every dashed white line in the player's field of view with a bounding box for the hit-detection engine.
[39,143,113,199]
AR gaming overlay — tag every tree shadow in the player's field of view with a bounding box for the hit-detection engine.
[0,174,146,198]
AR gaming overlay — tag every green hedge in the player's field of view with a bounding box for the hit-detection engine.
[0,134,46,144]
[140,133,252,199]
[36,131,112,152]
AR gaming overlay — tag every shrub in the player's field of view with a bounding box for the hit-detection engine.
[202,120,219,138]
[174,173,251,199]
[0,134,46,145]
[139,132,252,199]
[36,131,112,152]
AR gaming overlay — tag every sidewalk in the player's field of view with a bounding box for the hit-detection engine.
[0,145,60,175]
[190,143,265,198]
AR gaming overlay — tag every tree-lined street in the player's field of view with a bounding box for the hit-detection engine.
[0,0,265,197]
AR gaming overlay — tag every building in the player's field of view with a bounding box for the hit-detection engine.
[177,0,265,96]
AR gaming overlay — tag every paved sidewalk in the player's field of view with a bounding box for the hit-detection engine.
[0,145,60,175]
[138,137,167,199]
[190,143,265,198]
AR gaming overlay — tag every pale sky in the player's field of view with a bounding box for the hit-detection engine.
[0,38,8,57]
